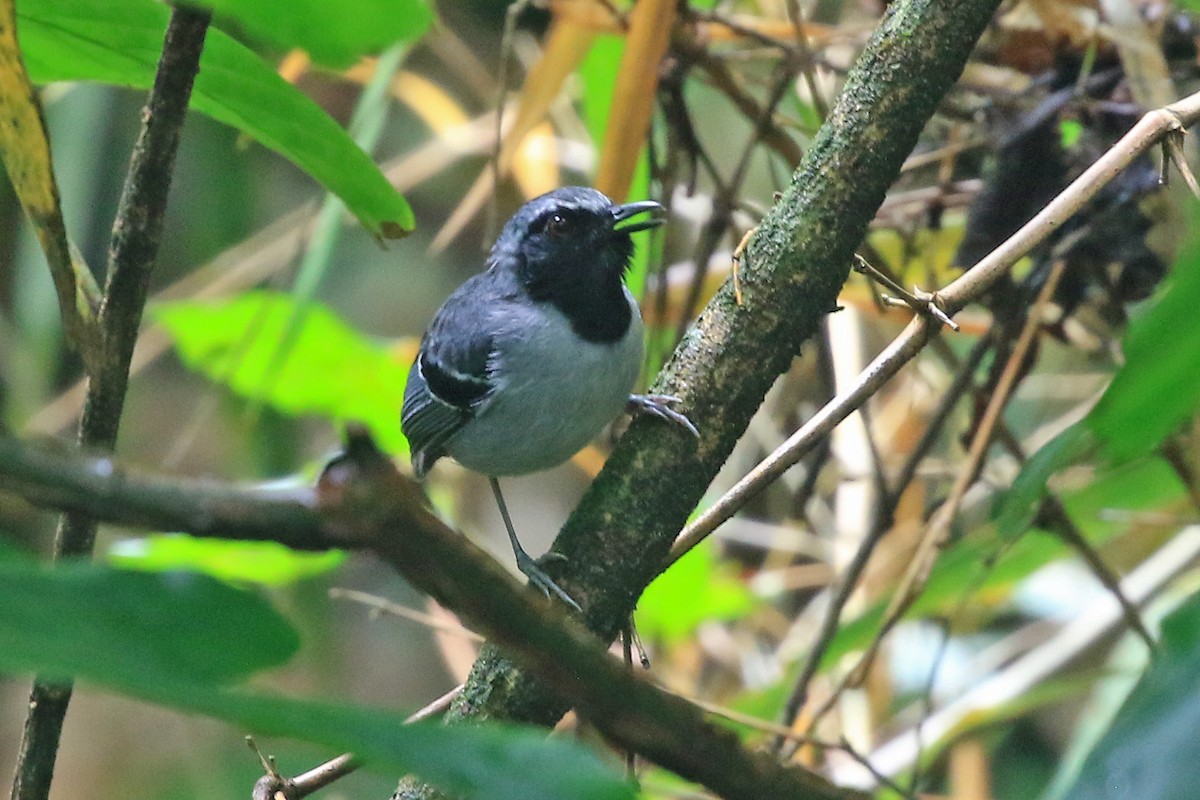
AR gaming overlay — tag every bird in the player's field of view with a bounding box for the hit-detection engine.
[401,186,697,610]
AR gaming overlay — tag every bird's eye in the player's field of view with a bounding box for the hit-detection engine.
[543,213,571,238]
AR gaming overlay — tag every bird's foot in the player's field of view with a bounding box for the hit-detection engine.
[627,394,700,438]
[514,549,582,612]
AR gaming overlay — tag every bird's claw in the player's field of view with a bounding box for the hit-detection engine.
[515,550,581,612]
[627,394,700,438]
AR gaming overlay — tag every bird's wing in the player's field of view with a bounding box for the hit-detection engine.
[401,285,497,477]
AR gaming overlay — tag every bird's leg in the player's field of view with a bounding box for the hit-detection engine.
[627,394,700,438]
[488,477,581,612]
[621,616,651,670]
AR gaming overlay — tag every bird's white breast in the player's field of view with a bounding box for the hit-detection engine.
[445,290,643,476]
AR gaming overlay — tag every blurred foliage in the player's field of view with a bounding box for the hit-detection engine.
[0,555,632,800]
[0,557,300,683]
[829,454,1187,666]
[188,0,432,68]
[997,222,1200,538]
[107,534,346,586]
[18,0,414,236]
[1061,592,1200,800]
[154,291,410,454]
[637,539,756,645]
[2,0,1200,798]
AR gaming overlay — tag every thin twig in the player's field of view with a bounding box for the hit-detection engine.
[283,753,359,799]
[838,259,1068,698]
[674,51,804,340]
[250,686,462,800]
[853,254,959,330]
[685,695,823,745]
[909,618,951,794]
[688,47,805,165]
[666,88,1200,572]
[9,11,211,800]
[667,321,934,568]
[328,588,484,642]
[1163,127,1200,197]
[676,197,734,344]
[687,8,797,51]
[887,332,994,509]
[837,737,913,800]
[941,343,1154,650]
[773,331,994,750]
[1162,436,1200,511]
[1036,498,1155,649]
[692,688,937,797]
[784,0,829,121]
[0,432,865,800]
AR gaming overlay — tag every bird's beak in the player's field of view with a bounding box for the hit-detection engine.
[611,200,665,235]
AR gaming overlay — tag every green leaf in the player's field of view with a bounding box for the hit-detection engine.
[17,0,413,238]
[108,535,345,586]
[1059,119,1083,149]
[0,558,633,800]
[821,458,1185,667]
[1061,591,1200,800]
[143,686,635,800]
[155,291,409,454]
[1087,232,1200,463]
[637,541,755,644]
[190,0,432,68]
[993,421,1095,539]
[0,560,299,684]
[995,218,1200,537]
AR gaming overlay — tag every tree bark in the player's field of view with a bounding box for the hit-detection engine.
[402,0,1003,793]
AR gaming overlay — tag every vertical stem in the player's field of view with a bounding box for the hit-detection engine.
[9,8,211,800]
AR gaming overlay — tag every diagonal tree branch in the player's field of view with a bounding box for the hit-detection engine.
[9,8,212,800]
[0,430,867,800]
[422,0,1005,771]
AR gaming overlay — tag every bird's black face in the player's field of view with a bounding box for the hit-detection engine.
[493,187,664,342]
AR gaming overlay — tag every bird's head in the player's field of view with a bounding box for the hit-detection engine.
[492,187,664,301]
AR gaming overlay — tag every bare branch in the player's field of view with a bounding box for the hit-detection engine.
[0,431,864,800]
[773,332,995,751]
[668,88,1200,568]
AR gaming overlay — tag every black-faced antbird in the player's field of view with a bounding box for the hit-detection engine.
[402,186,698,610]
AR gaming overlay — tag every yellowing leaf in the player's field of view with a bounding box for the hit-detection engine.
[0,0,98,359]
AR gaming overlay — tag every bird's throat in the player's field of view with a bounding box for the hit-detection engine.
[546,278,632,344]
